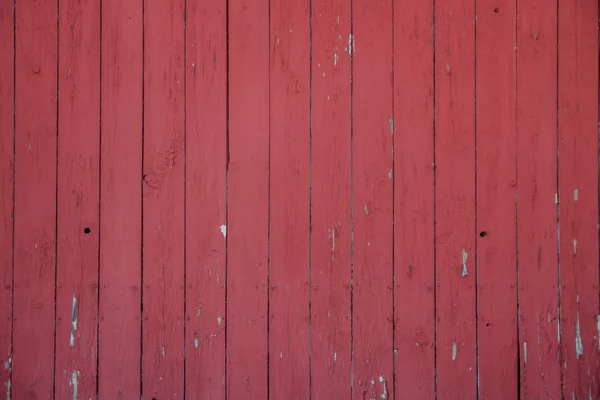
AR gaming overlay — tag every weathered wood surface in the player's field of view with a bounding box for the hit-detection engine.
[0,1,598,399]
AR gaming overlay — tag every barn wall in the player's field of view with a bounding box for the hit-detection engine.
[0,0,598,399]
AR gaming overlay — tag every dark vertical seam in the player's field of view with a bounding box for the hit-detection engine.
[96,0,103,396]
[390,0,396,397]
[432,0,438,397]
[474,0,479,398]
[224,0,230,395]
[308,0,313,396]
[10,0,16,398]
[556,0,564,397]
[349,0,355,398]
[515,0,522,395]
[182,0,187,397]
[598,1,600,393]
[53,0,60,396]
[267,0,272,397]
[140,0,145,395]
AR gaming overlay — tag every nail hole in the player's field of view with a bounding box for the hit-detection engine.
[494,7,499,12]
[84,227,91,234]
[486,323,491,327]
[479,231,488,238]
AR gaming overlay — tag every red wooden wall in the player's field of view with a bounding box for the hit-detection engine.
[0,0,598,399]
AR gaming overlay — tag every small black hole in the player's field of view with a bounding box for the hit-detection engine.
[486,323,491,327]
[494,7,499,12]
[84,227,91,234]
[479,231,488,238]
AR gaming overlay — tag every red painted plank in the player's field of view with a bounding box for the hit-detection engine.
[516,0,561,397]
[185,0,227,398]
[558,0,599,397]
[55,0,100,397]
[268,0,310,398]
[475,1,518,398]
[99,0,143,397]
[13,0,58,398]
[100,4,143,398]
[393,0,435,397]
[227,0,269,397]
[310,1,352,398]
[435,0,477,397]
[352,0,393,398]
[142,0,185,398]
[0,0,14,397]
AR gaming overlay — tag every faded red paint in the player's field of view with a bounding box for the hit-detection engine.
[1,1,598,399]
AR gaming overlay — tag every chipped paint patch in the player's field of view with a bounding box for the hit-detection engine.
[597,315,600,349]
[6,379,10,400]
[389,117,394,134]
[523,342,527,363]
[576,312,583,358]
[379,376,388,399]
[194,338,199,349]
[364,205,369,215]
[574,189,579,201]
[462,250,468,277]
[452,341,457,360]
[218,316,223,325]
[220,224,227,238]
[388,169,392,179]
[330,227,336,261]
[333,352,337,361]
[70,297,77,347]
[162,346,166,357]
[70,371,79,400]
[555,193,558,204]
[573,239,577,255]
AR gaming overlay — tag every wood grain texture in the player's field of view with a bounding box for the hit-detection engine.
[227,0,270,397]
[516,0,561,398]
[55,0,100,397]
[352,0,393,398]
[13,0,58,397]
[393,0,435,398]
[99,0,143,397]
[268,0,311,398]
[558,0,599,397]
[185,0,227,398]
[142,0,185,397]
[310,0,352,398]
[435,0,477,397]
[0,0,14,397]
[475,1,518,398]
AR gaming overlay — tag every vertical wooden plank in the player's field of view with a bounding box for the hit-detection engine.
[475,1,518,398]
[268,0,310,397]
[310,0,352,398]
[435,0,476,397]
[558,0,599,397]
[100,0,143,396]
[13,0,57,397]
[0,0,14,397]
[142,0,185,398]
[185,0,227,397]
[55,0,100,397]
[352,0,393,398]
[393,0,435,397]
[516,0,561,397]
[227,0,269,397]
